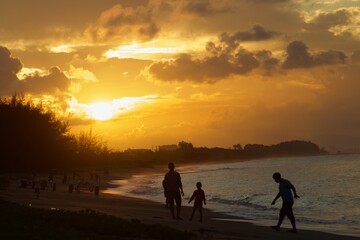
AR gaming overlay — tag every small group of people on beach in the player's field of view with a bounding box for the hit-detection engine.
[163,162,300,233]
[163,162,206,222]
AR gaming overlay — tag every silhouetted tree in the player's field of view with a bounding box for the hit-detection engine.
[233,144,243,150]
[75,129,110,167]
[0,95,74,172]
[0,95,111,172]
[272,140,320,155]
[178,141,194,151]
[244,144,267,152]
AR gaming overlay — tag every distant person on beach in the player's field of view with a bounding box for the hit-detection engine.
[271,172,300,233]
[188,182,206,222]
[163,162,184,220]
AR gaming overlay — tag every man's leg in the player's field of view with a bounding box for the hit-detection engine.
[276,205,286,228]
[175,193,182,219]
[169,204,175,219]
[271,203,286,231]
[167,196,175,219]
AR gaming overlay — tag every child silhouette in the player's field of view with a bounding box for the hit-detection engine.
[188,182,206,222]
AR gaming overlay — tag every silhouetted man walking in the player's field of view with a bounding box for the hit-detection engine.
[271,172,300,233]
[163,162,184,220]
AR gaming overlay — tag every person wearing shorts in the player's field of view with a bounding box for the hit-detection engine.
[271,172,300,233]
[163,162,184,219]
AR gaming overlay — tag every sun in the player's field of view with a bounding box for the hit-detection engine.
[87,102,116,121]
[80,95,156,121]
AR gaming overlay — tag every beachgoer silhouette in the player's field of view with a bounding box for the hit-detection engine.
[163,162,184,220]
[188,182,206,222]
[271,172,300,233]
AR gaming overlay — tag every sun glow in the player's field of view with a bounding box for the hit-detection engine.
[81,95,157,121]
[49,44,75,53]
[104,42,181,59]
[87,103,116,120]
[17,67,44,79]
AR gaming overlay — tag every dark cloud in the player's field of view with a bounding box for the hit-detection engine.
[313,50,347,66]
[147,26,283,82]
[148,41,280,82]
[0,46,73,96]
[86,4,160,42]
[148,38,349,82]
[255,50,280,73]
[282,41,313,69]
[179,0,232,16]
[234,49,260,73]
[148,53,234,83]
[20,67,71,94]
[220,25,280,43]
[297,7,360,52]
[282,41,347,69]
[0,0,123,41]
[306,9,352,30]
[0,46,23,93]
[138,22,160,40]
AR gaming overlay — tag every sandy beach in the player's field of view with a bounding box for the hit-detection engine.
[1,169,358,240]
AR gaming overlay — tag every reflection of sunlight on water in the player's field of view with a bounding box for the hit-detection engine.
[103,180,130,195]
[104,176,164,199]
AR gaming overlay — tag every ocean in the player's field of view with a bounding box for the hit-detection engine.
[104,154,360,237]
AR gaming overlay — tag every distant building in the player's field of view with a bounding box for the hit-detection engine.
[158,144,178,152]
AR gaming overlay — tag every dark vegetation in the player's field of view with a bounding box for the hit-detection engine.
[0,95,326,173]
[0,199,195,240]
[0,95,109,173]
[109,140,325,168]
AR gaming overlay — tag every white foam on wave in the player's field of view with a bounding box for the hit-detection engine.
[105,154,360,237]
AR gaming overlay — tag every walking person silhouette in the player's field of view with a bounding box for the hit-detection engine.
[188,182,206,222]
[271,172,300,233]
[163,162,184,220]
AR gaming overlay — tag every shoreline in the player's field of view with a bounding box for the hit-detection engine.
[1,167,359,239]
[103,163,360,238]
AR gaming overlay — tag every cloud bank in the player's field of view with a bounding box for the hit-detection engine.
[147,34,348,82]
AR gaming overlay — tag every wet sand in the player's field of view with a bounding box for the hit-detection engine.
[1,169,358,240]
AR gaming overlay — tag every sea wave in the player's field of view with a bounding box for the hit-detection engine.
[209,195,275,211]
[107,154,360,237]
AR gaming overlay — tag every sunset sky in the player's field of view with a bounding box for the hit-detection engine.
[1,0,359,152]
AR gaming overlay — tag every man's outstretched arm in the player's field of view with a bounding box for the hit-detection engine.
[291,186,300,198]
[272,192,281,205]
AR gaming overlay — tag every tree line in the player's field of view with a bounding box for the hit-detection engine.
[0,95,109,172]
[110,140,325,167]
[0,95,326,173]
